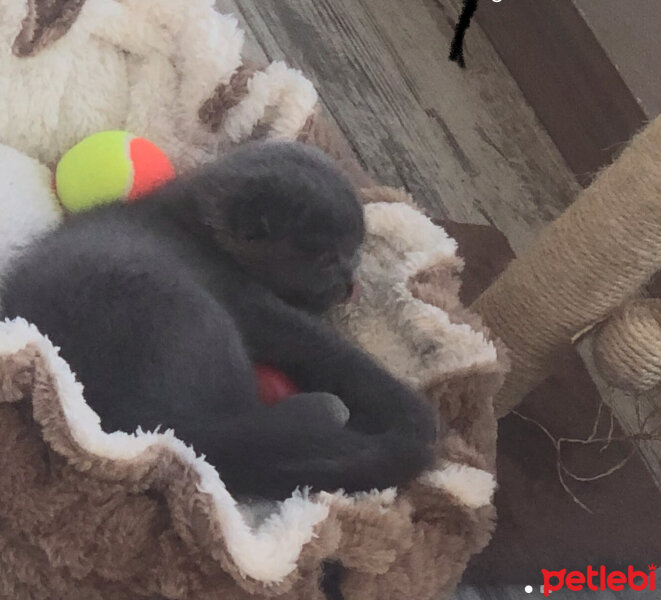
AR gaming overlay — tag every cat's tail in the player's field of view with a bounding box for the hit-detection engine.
[193,393,435,500]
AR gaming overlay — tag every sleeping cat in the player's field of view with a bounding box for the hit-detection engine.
[1,141,438,500]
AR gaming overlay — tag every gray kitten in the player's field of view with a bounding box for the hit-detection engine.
[1,142,437,500]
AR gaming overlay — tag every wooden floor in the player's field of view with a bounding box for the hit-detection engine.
[216,0,580,254]
[214,2,655,598]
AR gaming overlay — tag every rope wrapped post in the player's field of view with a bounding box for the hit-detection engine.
[473,116,661,417]
[593,298,661,392]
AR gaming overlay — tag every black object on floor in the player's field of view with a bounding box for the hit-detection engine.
[449,0,479,68]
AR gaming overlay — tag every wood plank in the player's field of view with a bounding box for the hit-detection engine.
[360,0,579,249]
[474,0,646,185]
[573,0,661,119]
[232,0,579,253]
[215,0,370,182]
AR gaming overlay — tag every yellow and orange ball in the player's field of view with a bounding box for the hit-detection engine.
[55,131,175,212]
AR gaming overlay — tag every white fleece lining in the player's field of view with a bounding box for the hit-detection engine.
[367,202,499,373]
[419,462,496,509]
[338,203,500,382]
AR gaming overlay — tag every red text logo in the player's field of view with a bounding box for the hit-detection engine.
[542,565,656,596]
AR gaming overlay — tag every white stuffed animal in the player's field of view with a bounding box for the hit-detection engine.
[0,0,318,171]
[0,144,61,286]
[0,0,318,288]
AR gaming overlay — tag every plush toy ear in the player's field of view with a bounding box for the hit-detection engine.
[12,0,86,57]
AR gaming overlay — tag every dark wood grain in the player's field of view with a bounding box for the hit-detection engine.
[473,0,647,185]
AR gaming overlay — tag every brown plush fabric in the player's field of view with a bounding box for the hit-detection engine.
[12,0,85,57]
[199,64,261,134]
[0,287,504,599]
[439,218,661,584]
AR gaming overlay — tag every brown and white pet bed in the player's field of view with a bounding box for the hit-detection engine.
[0,1,506,598]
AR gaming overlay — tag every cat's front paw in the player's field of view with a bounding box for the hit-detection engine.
[346,377,439,444]
[275,392,350,427]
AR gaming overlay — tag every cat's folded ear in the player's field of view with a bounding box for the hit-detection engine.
[228,197,298,242]
[189,176,297,244]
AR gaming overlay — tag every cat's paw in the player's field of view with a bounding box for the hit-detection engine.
[274,392,350,427]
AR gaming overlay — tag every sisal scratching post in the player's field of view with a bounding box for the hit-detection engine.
[473,116,661,417]
[592,298,661,392]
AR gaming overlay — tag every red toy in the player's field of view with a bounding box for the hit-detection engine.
[254,364,300,405]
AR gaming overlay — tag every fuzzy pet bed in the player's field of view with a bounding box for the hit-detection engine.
[0,1,506,598]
